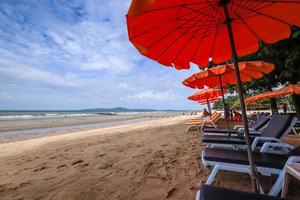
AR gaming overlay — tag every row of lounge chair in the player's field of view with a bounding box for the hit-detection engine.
[186,112,221,132]
[194,113,300,199]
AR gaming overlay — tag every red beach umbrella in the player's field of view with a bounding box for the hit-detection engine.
[126,0,300,192]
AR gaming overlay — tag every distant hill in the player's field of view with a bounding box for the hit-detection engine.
[80,107,188,113]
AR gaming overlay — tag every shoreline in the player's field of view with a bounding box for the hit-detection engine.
[0,113,184,144]
[0,116,190,157]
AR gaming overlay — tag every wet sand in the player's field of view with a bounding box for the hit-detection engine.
[0,113,182,143]
[0,116,299,200]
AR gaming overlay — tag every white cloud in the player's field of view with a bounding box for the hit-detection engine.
[0,0,203,110]
[0,59,79,88]
[0,91,11,100]
[123,90,178,101]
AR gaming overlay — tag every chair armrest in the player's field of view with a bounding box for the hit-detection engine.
[233,125,244,129]
[260,142,294,154]
[251,137,282,151]
[286,156,300,165]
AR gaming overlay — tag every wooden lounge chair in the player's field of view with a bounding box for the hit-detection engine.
[186,112,221,133]
[188,112,217,122]
[196,185,289,200]
[202,114,297,149]
[201,145,300,196]
[203,115,270,135]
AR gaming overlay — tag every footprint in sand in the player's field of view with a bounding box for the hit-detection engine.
[71,160,84,165]
[97,153,106,157]
[12,181,32,190]
[33,166,48,172]
[57,164,67,169]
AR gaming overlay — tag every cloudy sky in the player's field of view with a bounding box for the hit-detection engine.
[0,0,203,110]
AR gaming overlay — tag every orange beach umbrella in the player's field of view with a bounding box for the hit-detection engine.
[127,0,300,191]
[188,88,224,101]
[188,88,225,113]
[265,84,300,99]
[198,98,221,105]
[245,84,300,104]
[245,91,274,104]
[183,61,275,89]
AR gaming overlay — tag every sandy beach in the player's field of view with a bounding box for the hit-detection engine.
[0,116,299,200]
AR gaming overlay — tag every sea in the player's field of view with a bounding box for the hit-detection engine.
[0,110,181,141]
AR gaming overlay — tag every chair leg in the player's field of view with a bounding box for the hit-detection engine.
[268,170,284,196]
[206,165,220,184]
[186,126,191,133]
[195,190,201,200]
[212,122,217,128]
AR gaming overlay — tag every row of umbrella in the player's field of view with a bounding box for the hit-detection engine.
[245,84,300,104]
[184,61,275,136]
[126,0,300,192]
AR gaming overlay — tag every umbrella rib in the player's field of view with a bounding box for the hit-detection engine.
[233,0,254,18]
[248,0,300,3]
[171,8,219,63]
[182,5,223,20]
[205,0,223,19]
[143,1,216,13]
[144,12,206,49]
[129,11,200,40]
[154,8,218,61]
[236,2,273,19]
[209,19,223,58]
[190,16,220,64]
[234,12,262,41]
[232,2,294,26]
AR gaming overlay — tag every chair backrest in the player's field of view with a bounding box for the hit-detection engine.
[261,114,295,138]
[209,112,217,119]
[211,112,221,122]
[250,117,270,130]
[287,147,300,157]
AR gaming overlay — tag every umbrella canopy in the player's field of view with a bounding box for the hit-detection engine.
[188,88,224,101]
[183,61,275,89]
[189,88,224,113]
[245,91,274,104]
[265,84,300,99]
[198,97,221,105]
[127,0,300,192]
[245,84,300,103]
[127,0,300,69]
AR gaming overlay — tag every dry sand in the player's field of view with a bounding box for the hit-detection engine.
[0,116,299,200]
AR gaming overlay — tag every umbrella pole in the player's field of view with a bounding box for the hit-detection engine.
[218,75,231,137]
[222,2,258,193]
[206,97,212,114]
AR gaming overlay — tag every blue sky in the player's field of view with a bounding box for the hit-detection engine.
[0,0,203,110]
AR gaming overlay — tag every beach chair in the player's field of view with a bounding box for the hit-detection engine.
[188,112,217,123]
[186,112,221,133]
[202,114,297,149]
[201,145,300,196]
[292,120,300,135]
[203,115,270,135]
[195,185,289,200]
